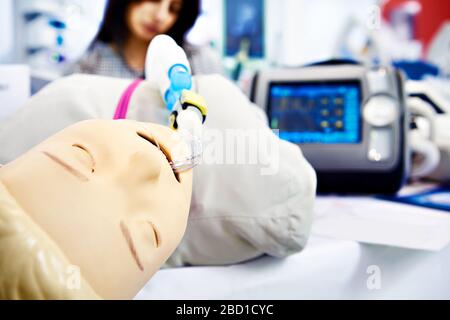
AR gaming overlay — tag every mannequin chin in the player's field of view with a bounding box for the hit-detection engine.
[0,119,193,300]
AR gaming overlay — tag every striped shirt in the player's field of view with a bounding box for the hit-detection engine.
[71,41,223,79]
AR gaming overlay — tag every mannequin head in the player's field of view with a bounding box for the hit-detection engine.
[0,120,192,299]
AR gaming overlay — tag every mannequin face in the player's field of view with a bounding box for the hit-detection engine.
[0,120,192,299]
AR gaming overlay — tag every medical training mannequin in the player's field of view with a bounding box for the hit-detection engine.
[0,74,316,268]
[0,120,192,299]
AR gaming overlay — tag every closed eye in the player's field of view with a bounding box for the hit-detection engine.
[148,221,161,248]
[137,131,181,183]
[72,143,95,173]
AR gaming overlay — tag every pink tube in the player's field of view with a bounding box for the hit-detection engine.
[113,79,143,120]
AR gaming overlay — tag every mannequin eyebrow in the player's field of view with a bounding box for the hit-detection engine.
[120,221,144,272]
[42,151,89,182]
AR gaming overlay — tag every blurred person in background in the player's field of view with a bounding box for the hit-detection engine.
[72,0,223,78]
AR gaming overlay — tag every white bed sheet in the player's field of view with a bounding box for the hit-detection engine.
[136,197,450,300]
[136,235,450,300]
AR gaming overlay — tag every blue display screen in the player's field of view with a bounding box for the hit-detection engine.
[225,0,265,58]
[268,82,362,144]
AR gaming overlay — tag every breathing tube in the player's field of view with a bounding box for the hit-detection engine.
[145,35,207,173]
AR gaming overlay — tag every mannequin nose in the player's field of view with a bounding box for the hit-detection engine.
[128,151,162,183]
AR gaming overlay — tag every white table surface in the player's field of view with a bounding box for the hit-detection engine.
[136,235,450,300]
[136,195,450,300]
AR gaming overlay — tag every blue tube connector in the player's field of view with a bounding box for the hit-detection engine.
[164,64,192,111]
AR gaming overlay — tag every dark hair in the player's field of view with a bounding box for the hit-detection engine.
[95,0,200,48]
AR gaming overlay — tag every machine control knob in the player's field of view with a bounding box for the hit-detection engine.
[363,95,399,127]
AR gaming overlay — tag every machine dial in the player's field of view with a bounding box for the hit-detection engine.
[363,95,399,127]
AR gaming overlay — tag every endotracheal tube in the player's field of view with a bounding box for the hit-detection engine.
[145,35,207,173]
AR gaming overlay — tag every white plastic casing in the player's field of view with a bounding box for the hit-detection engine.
[145,35,192,99]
